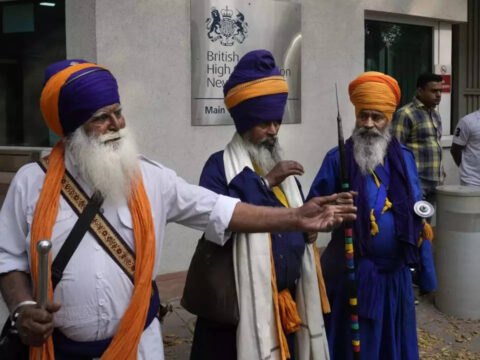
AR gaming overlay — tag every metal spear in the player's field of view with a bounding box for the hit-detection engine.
[336,84,360,359]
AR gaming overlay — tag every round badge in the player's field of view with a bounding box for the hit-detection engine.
[413,200,435,218]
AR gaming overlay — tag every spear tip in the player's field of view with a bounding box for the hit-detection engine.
[335,84,341,118]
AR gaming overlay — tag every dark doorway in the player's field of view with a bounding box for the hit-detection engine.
[0,1,66,146]
[365,20,433,108]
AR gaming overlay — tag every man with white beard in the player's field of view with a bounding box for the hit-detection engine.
[188,50,332,360]
[308,72,437,360]
[0,59,356,360]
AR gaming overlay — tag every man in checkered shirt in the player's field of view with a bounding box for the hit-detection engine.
[392,73,445,201]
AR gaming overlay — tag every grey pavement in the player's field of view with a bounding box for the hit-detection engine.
[1,283,479,359]
[416,290,480,359]
[161,300,195,360]
[160,290,480,360]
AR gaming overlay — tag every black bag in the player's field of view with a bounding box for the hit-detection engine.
[0,320,28,360]
[181,236,239,325]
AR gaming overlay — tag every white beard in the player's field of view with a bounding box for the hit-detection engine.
[66,127,140,203]
[240,134,283,176]
[352,124,391,175]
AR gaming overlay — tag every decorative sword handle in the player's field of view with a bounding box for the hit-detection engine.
[36,240,52,309]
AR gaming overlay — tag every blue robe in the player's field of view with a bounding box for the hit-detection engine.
[191,150,306,360]
[308,143,433,360]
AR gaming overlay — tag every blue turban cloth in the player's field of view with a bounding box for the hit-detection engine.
[43,59,120,136]
[223,50,288,134]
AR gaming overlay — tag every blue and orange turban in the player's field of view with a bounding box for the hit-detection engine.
[40,59,120,137]
[223,50,289,134]
[348,71,401,122]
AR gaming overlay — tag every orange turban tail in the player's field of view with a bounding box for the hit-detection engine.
[348,71,401,122]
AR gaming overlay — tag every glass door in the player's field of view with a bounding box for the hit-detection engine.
[365,20,433,107]
[0,1,66,147]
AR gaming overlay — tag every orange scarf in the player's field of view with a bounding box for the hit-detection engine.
[29,141,155,360]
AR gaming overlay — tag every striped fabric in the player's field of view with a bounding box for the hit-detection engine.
[224,75,288,110]
[392,97,444,182]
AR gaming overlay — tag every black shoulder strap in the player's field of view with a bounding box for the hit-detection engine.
[51,192,103,290]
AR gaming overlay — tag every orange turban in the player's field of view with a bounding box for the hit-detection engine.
[348,71,401,122]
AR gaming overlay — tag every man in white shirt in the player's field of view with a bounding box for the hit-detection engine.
[451,109,480,186]
[0,59,356,360]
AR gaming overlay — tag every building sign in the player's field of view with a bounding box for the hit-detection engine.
[440,75,451,93]
[191,0,301,125]
[435,64,451,93]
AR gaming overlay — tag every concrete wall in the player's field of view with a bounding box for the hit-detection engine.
[65,0,96,63]
[65,0,467,274]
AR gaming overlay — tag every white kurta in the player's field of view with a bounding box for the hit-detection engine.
[0,151,239,359]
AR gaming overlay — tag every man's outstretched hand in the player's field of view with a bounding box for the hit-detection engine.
[228,191,356,234]
[296,192,357,232]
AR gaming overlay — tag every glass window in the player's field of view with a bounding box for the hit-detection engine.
[365,20,432,108]
[0,1,65,147]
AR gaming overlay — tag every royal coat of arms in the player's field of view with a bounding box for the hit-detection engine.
[206,6,248,46]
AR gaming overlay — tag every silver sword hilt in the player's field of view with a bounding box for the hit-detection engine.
[36,240,52,309]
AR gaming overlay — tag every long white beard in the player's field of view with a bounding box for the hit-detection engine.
[240,135,283,176]
[66,127,140,203]
[352,124,391,175]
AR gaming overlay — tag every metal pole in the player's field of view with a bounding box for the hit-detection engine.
[336,85,360,359]
[36,240,52,309]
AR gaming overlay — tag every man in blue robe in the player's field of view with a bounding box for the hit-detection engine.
[189,50,332,360]
[307,72,437,360]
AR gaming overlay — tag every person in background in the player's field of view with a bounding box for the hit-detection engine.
[451,108,480,186]
[392,72,444,201]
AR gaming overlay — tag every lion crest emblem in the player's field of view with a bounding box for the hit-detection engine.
[206,6,248,46]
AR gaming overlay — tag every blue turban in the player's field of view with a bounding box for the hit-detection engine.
[223,50,288,134]
[41,59,120,136]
